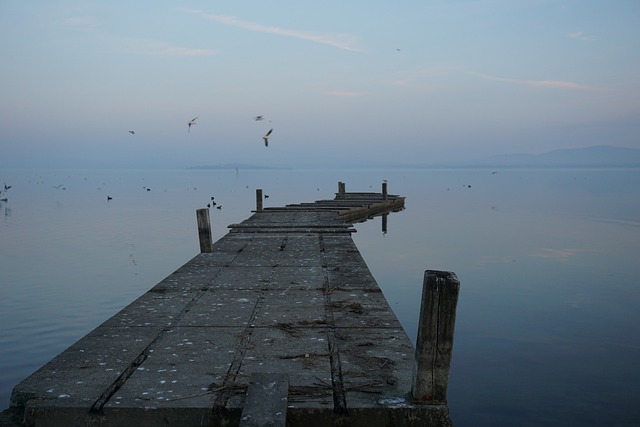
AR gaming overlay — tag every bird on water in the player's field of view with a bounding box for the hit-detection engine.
[263,128,273,147]
[253,115,264,121]
[188,117,198,133]
[128,130,135,135]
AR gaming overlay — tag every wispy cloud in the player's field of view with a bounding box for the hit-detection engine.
[473,255,517,267]
[108,37,217,57]
[530,248,588,261]
[62,15,99,30]
[569,31,597,42]
[183,9,363,52]
[328,90,365,98]
[471,71,595,90]
[131,41,218,57]
[62,15,216,57]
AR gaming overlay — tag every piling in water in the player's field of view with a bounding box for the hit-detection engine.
[412,270,460,404]
[196,208,212,253]
[256,189,263,211]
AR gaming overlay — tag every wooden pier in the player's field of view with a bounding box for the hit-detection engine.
[3,183,459,427]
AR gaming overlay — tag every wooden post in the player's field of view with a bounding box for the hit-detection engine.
[412,270,460,404]
[382,182,388,200]
[196,208,212,253]
[256,189,263,211]
[338,181,346,195]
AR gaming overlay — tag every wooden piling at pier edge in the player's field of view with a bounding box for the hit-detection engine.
[256,189,263,211]
[412,270,460,404]
[196,208,212,253]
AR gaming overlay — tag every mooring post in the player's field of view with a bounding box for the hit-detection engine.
[256,189,263,211]
[412,270,460,404]
[338,181,346,195]
[382,181,388,200]
[382,213,388,235]
[196,208,212,253]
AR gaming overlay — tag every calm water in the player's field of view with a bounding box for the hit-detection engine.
[1,167,639,426]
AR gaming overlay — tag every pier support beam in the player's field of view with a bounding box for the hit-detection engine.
[412,270,460,404]
[382,181,388,200]
[196,208,212,253]
[256,189,263,211]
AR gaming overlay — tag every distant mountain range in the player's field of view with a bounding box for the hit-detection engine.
[478,145,640,167]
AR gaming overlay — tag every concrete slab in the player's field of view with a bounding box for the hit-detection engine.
[100,291,195,328]
[11,326,164,408]
[207,266,274,290]
[269,266,327,291]
[253,289,326,327]
[104,327,243,409]
[177,289,262,327]
[239,373,288,427]
[150,268,221,292]
[329,290,404,329]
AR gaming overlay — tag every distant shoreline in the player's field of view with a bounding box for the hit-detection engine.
[187,164,290,171]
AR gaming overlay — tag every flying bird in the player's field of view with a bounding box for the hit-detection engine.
[188,117,198,133]
[253,115,264,121]
[128,130,135,135]
[263,128,273,147]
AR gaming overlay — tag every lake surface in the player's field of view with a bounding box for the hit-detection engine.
[1,167,639,426]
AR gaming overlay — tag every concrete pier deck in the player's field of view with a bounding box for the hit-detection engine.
[3,189,453,426]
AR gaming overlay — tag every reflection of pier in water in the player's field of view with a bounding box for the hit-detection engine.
[4,182,459,427]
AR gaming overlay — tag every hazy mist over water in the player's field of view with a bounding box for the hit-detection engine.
[1,166,639,426]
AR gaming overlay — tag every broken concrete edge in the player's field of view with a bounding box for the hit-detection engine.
[1,398,451,427]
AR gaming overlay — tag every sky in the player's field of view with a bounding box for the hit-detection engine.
[1,0,639,169]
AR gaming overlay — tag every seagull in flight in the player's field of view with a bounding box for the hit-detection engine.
[263,128,273,147]
[253,115,264,121]
[128,130,135,135]
[188,117,198,133]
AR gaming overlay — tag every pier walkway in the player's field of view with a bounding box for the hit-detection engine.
[4,185,456,426]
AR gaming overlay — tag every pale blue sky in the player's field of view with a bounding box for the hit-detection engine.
[1,0,638,168]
